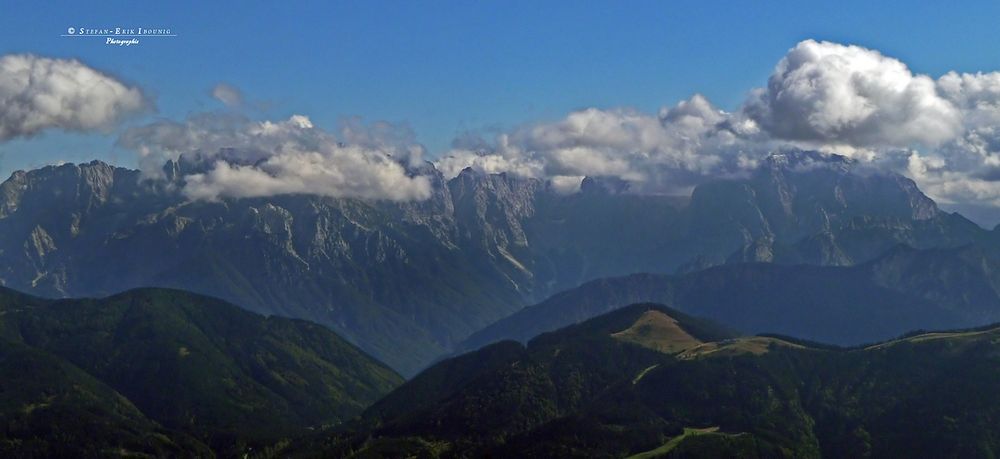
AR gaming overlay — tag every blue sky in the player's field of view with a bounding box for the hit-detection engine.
[3,0,1000,177]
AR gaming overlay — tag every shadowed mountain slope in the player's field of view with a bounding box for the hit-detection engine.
[460,244,1000,353]
[309,305,1000,458]
[0,287,402,456]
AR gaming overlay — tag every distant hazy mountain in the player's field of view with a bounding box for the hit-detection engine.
[459,244,1000,353]
[316,304,1000,458]
[0,287,401,456]
[456,245,1000,351]
[0,150,991,375]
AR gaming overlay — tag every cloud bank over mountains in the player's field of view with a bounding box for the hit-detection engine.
[437,94,764,195]
[6,40,1000,210]
[0,54,147,141]
[441,39,1000,208]
[118,113,432,201]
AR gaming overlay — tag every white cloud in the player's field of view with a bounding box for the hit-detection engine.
[120,113,433,201]
[211,83,243,108]
[109,39,1000,212]
[548,175,585,194]
[0,54,147,141]
[435,94,766,194]
[429,39,1000,214]
[904,150,1000,206]
[183,148,432,201]
[743,40,961,147]
[435,147,546,180]
[899,71,1000,208]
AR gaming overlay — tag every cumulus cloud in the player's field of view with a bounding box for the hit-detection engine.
[119,113,432,201]
[903,126,1000,207]
[436,94,765,194]
[938,71,1000,120]
[907,71,1000,209]
[0,54,148,141]
[743,39,961,147]
[211,83,243,108]
[435,146,546,180]
[183,147,431,201]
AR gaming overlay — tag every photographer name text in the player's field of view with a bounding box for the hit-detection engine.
[62,26,176,46]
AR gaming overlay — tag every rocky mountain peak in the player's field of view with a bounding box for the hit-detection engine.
[580,175,631,195]
[0,161,143,219]
[757,150,938,220]
[759,149,855,174]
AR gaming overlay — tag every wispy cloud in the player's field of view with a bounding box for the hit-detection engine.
[211,83,244,108]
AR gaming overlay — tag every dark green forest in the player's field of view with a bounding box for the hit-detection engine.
[306,304,1000,458]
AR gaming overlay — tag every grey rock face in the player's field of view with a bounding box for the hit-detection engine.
[0,151,989,375]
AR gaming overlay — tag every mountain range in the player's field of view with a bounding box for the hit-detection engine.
[0,150,994,375]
